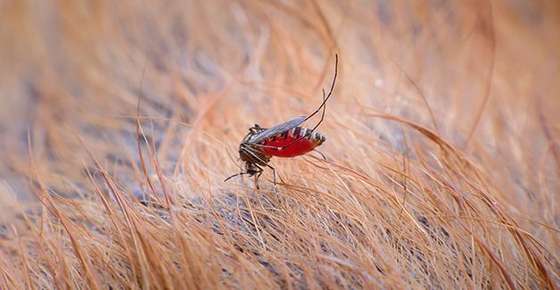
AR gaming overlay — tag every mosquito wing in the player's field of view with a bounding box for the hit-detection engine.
[248,116,306,144]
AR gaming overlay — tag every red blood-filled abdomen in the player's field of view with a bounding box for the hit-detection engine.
[261,135,319,157]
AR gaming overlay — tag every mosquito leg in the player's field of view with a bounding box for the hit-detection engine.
[265,163,286,191]
[276,168,287,184]
[252,143,282,151]
[303,54,338,125]
[244,146,273,165]
[266,164,277,186]
[309,89,327,133]
[276,91,327,152]
[254,166,263,189]
[271,169,279,193]
[278,55,338,151]
[313,149,327,160]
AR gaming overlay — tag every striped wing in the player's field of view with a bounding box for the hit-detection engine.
[248,116,306,144]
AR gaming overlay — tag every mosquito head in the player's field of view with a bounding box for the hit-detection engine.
[248,124,264,135]
[223,161,262,182]
[245,162,261,176]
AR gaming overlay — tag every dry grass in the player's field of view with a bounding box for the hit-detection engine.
[0,0,559,289]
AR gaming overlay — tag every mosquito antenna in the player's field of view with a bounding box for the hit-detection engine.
[224,171,250,182]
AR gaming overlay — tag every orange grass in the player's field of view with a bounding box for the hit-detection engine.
[0,0,559,289]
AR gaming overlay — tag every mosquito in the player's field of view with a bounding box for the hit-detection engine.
[225,54,338,188]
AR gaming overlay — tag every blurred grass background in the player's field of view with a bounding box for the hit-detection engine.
[0,0,559,289]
